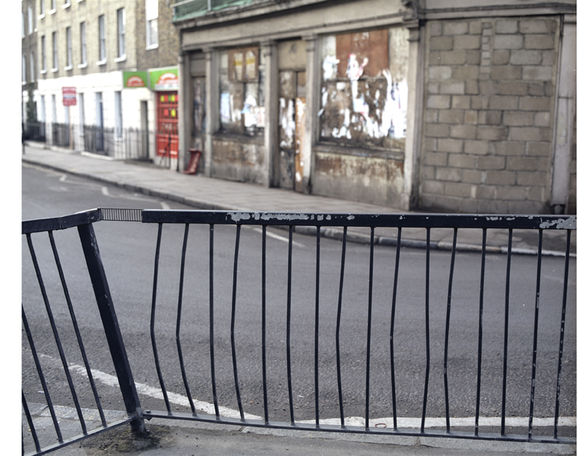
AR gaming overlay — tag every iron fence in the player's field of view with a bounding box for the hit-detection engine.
[22,209,576,455]
[23,121,153,162]
[22,122,46,142]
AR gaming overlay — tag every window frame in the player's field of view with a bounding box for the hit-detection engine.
[41,35,46,72]
[114,91,123,138]
[79,21,87,67]
[51,31,58,71]
[98,14,106,63]
[65,26,72,69]
[116,8,126,60]
[30,53,35,82]
[28,6,34,34]
[145,0,158,49]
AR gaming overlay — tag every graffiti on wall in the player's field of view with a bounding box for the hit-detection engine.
[319,28,409,148]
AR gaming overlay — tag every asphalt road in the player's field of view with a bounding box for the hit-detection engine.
[22,163,576,438]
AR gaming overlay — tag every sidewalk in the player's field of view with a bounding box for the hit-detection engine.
[24,403,575,456]
[22,143,575,256]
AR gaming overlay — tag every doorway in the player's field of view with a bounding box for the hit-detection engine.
[156,91,178,159]
[278,70,306,191]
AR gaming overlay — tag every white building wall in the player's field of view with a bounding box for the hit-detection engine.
[37,71,157,156]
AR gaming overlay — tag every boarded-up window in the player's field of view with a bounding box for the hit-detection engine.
[319,28,409,149]
[220,47,264,136]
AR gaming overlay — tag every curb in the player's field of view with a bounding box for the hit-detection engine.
[23,156,572,257]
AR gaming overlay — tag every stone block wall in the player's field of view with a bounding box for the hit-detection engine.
[420,17,561,213]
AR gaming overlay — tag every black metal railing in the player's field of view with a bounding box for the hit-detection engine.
[22,209,576,455]
[22,121,46,142]
[82,126,152,161]
[23,121,153,162]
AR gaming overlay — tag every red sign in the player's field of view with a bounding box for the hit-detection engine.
[62,87,77,106]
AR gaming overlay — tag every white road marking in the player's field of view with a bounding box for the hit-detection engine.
[35,353,575,429]
[101,186,110,196]
[161,202,171,210]
[59,174,67,182]
[250,227,305,248]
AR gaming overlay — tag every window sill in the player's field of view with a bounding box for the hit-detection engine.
[114,56,126,63]
[314,141,405,161]
[78,62,87,69]
[39,13,45,19]
[51,68,58,73]
[146,44,159,51]
[63,3,71,9]
[40,69,47,74]
[49,9,56,15]
[65,65,73,71]
[97,59,107,66]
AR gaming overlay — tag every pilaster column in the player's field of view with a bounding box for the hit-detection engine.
[403,20,424,210]
[303,34,319,194]
[551,15,576,213]
[177,52,190,172]
[204,48,219,177]
[262,41,279,187]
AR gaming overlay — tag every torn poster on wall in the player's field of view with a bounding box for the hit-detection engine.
[319,28,409,148]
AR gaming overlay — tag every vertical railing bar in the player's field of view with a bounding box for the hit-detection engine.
[22,390,41,452]
[209,223,220,419]
[443,227,458,433]
[421,227,431,433]
[48,230,107,427]
[22,308,63,443]
[553,230,571,439]
[365,226,375,431]
[501,228,513,436]
[230,224,245,422]
[475,228,487,436]
[336,226,348,427]
[390,226,402,431]
[176,223,196,416]
[528,229,543,439]
[150,223,171,414]
[27,233,88,435]
[261,224,269,425]
[77,223,146,435]
[314,226,321,427]
[286,225,295,425]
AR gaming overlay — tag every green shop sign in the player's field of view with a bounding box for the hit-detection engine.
[149,67,179,91]
[123,71,148,88]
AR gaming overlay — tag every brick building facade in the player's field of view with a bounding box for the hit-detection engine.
[33,0,180,165]
[173,0,576,214]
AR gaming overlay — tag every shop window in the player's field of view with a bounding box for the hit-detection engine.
[319,28,409,149]
[218,47,265,136]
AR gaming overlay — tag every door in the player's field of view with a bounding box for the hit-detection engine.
[156,91,178,159]
[278,70,306,191]
[140,100,149,159]
[95,92,104,152]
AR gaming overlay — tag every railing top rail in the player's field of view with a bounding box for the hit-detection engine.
[140,210,576,230]
[21,209,576,233]
[22,209,102,234]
